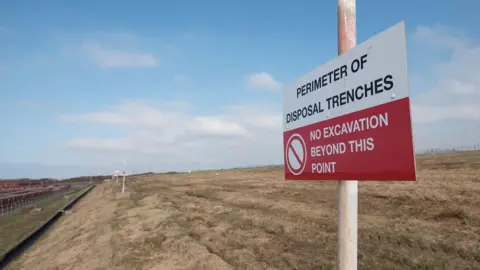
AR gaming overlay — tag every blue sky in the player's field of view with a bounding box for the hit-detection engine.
[1,0,479,178]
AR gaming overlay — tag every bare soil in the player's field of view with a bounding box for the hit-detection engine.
[8,152,480,270]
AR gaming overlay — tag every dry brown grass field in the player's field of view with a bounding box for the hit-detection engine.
[8,151,480,270]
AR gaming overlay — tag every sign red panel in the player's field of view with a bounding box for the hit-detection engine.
[283,97,416,180]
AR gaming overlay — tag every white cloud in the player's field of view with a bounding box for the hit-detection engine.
[411,24,480,124]
[413,25,470,51]
[246,72,281,91]
[58,100,282,171]
[189,116,249,137]
[81,42,158,68]
[173,74,186,82]
[412,104,480,124]
[58,111,134,125]
[221,104,282,131]
[18,100,38,107]
[65,138,132,151]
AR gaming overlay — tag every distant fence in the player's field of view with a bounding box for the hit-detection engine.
[420,144,480,155]
[0,184,96,269]
[0,184,89,217]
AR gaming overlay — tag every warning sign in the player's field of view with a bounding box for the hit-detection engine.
[285,133,307,175]
[282,21,416,181]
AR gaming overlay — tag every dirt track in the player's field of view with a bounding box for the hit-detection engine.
[8,152,480,269]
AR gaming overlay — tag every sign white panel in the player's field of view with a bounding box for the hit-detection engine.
[283,21,410,131]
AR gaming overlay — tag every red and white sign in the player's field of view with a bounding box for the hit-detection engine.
[282,21,416,181]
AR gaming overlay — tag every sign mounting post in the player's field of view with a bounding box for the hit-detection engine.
[282,1,416,269]
[337,1,358,269]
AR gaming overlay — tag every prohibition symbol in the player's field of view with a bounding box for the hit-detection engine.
[285,133,307,175]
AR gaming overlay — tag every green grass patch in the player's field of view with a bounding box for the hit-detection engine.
[0,187,89,256]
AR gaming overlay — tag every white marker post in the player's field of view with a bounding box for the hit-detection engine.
[122,159,127,193]
[337,0,358,269]
[122,171,126,193]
